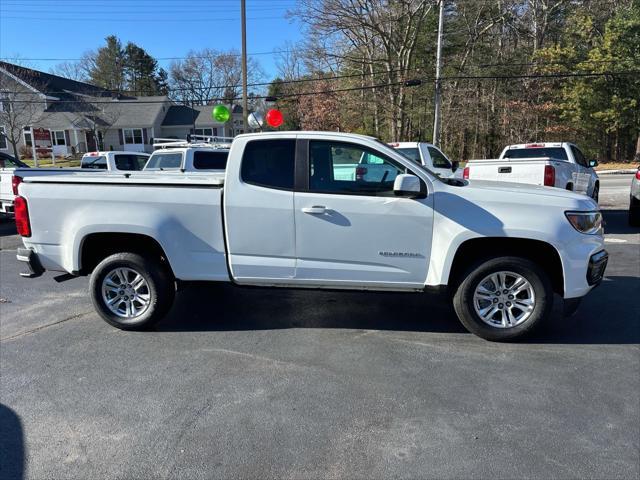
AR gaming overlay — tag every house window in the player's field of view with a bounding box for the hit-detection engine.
[0,93,10,113]
[52,130,66,146]
[193,128,216,137]
[123,128,144,144]
[23,127,33,147]
[0,126,7,150]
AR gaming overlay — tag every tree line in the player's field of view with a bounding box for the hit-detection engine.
[50,0,639,162]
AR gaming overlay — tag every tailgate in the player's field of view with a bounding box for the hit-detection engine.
[467,160,547,185]
[0,171,14,202]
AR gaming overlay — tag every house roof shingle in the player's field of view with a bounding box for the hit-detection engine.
[0,61,108,97]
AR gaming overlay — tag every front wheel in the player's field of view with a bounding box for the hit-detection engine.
[452,257,553,341]
[89,252,175,330]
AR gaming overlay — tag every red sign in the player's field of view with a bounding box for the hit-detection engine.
[33,128,50,141]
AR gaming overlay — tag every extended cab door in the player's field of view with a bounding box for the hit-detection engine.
[224,138,297,283]
[294,139,433,289]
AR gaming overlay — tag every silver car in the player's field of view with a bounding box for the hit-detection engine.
[630,166,640,226]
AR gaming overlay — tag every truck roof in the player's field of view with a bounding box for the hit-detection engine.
[388,142,436,148]
[82,151,150,157]
[506,142,567,149]
[234,131,379,141]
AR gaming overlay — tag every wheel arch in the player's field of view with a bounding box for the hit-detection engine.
[447,237,565,296]
[78,232,174,277]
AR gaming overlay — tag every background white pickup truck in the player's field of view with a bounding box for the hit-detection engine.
[80,151,150,171]
[389,142,460,178]
[463,142,600,201]
[144,136,231,172]
[13,132,607,341]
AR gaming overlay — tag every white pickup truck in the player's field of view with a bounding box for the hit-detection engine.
[144,136,231,172]
[80,151,150,171]
[463,142,600,201]
[389,142,460,178]
[13,131,608,341]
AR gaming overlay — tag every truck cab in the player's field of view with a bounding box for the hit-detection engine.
[81,151,150,172]
[145,136,231,172]
[389,142,459,178]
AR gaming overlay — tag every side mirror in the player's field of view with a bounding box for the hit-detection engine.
[393,174,423,198]
[589,159,598,168]
[451,160,459,172]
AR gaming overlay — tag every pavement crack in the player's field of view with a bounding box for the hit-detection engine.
[0,311,93,342]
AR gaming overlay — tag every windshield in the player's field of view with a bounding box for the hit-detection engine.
[503,147,568,160]
[396,148,422,164]
[145,152,183,170]
[0,155,28,168]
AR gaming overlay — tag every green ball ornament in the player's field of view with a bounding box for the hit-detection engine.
[212,105,230,123]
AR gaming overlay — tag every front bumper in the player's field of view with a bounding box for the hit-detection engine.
[587,249,608,286]
[16,248,44,278]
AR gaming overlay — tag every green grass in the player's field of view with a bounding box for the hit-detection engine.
[22,158,81,168]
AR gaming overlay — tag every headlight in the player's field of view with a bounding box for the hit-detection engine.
[565,211,603,234]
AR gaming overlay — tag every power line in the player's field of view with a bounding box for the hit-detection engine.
[5,70,638,105]
[0,15,286,22]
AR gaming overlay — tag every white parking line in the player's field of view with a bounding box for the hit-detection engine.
[605,238,628,243]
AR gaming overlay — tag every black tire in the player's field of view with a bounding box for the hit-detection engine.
[629,199,640,227]
[89,252,175,330]
[452,256,553,342]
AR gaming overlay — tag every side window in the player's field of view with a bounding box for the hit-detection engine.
[309,140,407,196]
[570,146,587,167]
[427,146,451,169]
[240,139,295,190]
[81,155,107,169]
[115,154,135,170]
[193,150,228,170]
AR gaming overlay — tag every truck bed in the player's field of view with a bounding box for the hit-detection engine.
[18,170,228,281]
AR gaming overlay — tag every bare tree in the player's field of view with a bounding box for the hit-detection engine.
[295,0,433,140]
[168,49,265,105]
[0,76,49,160]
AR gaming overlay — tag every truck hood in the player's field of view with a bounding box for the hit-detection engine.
[438,178,598,212]
[464,179,590,199]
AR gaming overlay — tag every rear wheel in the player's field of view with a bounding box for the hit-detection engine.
[629,198,640,227]
[452,257,553,341]
[89,252,175,330]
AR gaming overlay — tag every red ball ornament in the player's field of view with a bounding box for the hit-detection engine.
[265,109,284,128]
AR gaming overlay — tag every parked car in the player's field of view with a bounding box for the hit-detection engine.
[81,151,150,171]
[0,152,29,215]
[389,142,460,178]
[145,136,231,172]
[629,166,640,226]
[13,131,607,342]
[463,142,600,201]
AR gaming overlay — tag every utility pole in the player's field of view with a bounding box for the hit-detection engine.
[432,0,445,147]
[240,0,249,133]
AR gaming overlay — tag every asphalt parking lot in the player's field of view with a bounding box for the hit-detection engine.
[1,175,638,480]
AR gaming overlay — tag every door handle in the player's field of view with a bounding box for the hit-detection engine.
[301,205,327,214]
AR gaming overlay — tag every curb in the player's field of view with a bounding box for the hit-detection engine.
[596,169,637,175]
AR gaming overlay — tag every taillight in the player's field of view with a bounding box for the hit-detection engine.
[355,166,367,181]
[462,166,470,179]
[635,169,640,180]
[14,196,31,237]
[12,175,22,195]
[544,165,555,186]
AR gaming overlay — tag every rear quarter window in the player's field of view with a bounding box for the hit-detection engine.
[503,148,568,160]
[240,139,295,190]
[193,150,228,170]
[81,155,107,169]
